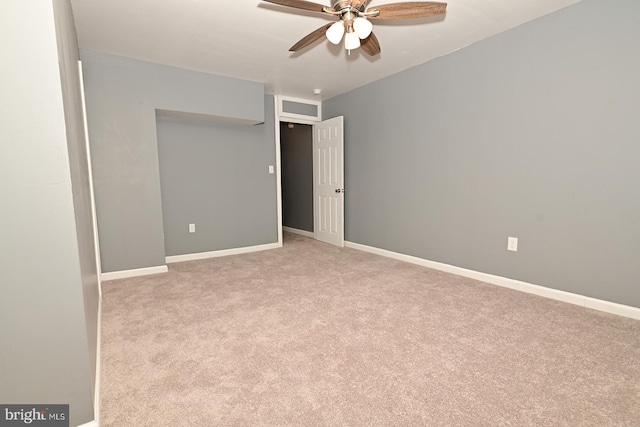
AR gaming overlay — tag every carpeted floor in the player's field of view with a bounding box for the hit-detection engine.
[100,233,640,426]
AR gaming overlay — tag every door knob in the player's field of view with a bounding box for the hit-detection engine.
[335,188,344,193]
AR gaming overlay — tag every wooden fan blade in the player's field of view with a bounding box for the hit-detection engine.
[262,0,327,13]
[368,2,447,20]
[290,23,332,52]
[360,31,381,56]
[350,0,368,9]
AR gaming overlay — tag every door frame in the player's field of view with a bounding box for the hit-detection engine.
[274,96,323,246]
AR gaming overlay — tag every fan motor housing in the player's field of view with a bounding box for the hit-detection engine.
[332,1,366,13]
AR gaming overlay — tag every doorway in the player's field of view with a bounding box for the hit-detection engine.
[274,96,344,248]
[279,121,314,238]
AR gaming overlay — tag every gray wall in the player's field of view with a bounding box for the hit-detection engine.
[324,0,640,308]
[280,123,314,232]
[53,0,100,398]
[157,97,278,256]
[80,51,266,272]
[0,1,97,425]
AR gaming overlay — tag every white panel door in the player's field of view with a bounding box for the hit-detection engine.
[313,116,344,247]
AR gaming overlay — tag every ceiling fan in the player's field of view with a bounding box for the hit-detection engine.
[262,0,447,56]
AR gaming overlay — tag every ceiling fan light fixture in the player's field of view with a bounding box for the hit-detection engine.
[344,29,360,51]
[263,0,448,57]
[353,17,372,39]
[326,21,345,45]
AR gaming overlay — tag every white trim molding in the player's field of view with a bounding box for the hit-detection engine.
[345,241,640,321]
[282,226,314,239]
[274,94,324,248]
[101,265,168,281]
[77,421,98,427]
[274,96,283,247]
[93,294,102,426]
[276,95,322,122]
[166,242,280,264]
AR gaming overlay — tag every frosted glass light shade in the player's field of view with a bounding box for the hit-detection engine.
[326,21,345,44]
[344,31,361,50]
[353,17,372,39]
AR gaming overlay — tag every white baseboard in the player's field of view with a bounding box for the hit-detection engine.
[101,265,168,281]
[77,421,98,427]
[345,241,640,321]
[165,242,280,264]
[94,294,102,426]
[282,226,314,238]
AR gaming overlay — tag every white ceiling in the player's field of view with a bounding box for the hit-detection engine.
[71,0,582,101]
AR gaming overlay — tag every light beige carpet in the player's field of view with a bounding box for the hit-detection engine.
[100,233,640,426]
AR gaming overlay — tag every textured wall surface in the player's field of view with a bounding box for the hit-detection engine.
[81,51,265,272]
[157,97,278,257]
[0,1,96,425]
[324,0,640,308]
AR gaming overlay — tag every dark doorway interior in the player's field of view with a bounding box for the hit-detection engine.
[280,122,313,233]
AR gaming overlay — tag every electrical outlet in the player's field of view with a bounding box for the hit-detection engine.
[507,236,518,252]
[189,223,195,233]
[268,165,274,174]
